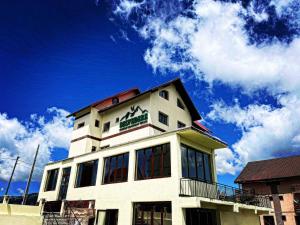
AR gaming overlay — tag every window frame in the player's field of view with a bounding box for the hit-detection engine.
[135,143,171,181]
[181,144,213,183]
[177,121,186,128]
[77,122,85,129]
[75,159,98,188]
[44,168,59,192]
[158,111,169,126]
[102,152,129,185]
[177,98,185,110]
[159,90,169,100]
[103,122,110,133]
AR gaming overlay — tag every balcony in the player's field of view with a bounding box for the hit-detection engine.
[180,178,271,208]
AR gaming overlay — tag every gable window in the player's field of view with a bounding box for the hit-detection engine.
[177,121,186,128]
[75,160,98,188]
[159,90,169,100]
[95,120,100,127]
[77,122,85,129]
[136,143,171,180]
[177,98,185,110]
[103,152,129,184]
[112,97,119,105]
[45,168,59,191]
[158,112,168,126]
[103,122,110,132]
[181,144,212,183]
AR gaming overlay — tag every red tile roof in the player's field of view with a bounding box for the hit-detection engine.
[235,155,300,184]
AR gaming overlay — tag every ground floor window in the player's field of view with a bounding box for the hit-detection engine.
[185,208,217,225]
[133,202,172,225]
[75,160,98,187]
[96,209,118,225]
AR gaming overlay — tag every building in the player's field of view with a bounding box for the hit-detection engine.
[235,156,300,225]
[38,78,272,225]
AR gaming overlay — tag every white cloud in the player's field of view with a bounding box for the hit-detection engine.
[0,108,73,181]
[113,0,300,175]
[208,95,300,174]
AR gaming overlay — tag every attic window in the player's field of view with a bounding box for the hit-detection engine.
[177,98,185,110]
[159,90,169,100]
[77,122,85,129]
[112,97,119,105]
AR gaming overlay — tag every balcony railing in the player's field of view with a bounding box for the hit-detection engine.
[180,178,271,208]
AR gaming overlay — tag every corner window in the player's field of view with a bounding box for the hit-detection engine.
[103,122,110,132]
[181,144,212,183]
[75,160,98,188]
[95,120,100,127]
[177,121,186,128]
[77,122,85,129]
[158,112,168,126]
[45,168,59,191]
[159,90,169,100]
[103,153,129,184]
[177,98,185,110]
[136,143,171,180]
[112,97,119,105]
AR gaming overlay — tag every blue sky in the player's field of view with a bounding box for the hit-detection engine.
[1,0,300,195]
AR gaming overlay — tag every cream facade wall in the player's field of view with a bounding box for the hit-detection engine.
[220,209,261,225]
[0,204,42,225]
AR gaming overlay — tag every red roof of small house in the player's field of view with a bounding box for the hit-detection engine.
[193,121,211,133]
[235,155,300,184]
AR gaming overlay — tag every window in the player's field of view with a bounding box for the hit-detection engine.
[177,98,185,110]
[159,90,169,100]
[45,168,59,191]
[158,112,168,126]
[181,144,212,183]
[133,202,172,225]
[75,160,98,188]
[115,117,119,123]
[112,97,119,105]
[136,143,171,180]
[279,195,284,200]
[91,146,96,152]
[263,216,275,225]
[103,153,129,184]
[95,120,100,127]
[77,122,85,129]
[282,216,286,221]
[103,122,110,132]
[177,121,186,128]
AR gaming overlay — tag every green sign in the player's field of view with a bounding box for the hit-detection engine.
[119,106,148,131]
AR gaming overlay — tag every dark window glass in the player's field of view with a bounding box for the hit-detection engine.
[159,90,169,100]
[181,146,188,177]
[115,117,119,123]
[177,121,186,128]
[112,97,119,105]
[158,112,168,126]
[75,160,98,188]
[177,98,185,110]
[103,122,110,132]
[136,143,171,180]
[77,122,85,129]
[282,216,286,221]
[279,195,284,200]
[181,144,212,183]
[103,153,129,184]
[133,202,172,225]
[95,120,100,127]
[188,150,197,179]
[91,146,96,152]
[45,169,59,191]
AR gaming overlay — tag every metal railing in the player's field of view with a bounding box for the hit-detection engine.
[180,178,271,208]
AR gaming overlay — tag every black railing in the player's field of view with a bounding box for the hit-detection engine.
[180,178,271,208]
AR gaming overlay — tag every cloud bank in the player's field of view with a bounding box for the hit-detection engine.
[111,0,300,174]
[0,107,72,181]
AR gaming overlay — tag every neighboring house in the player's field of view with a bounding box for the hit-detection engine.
[235,156,300,225]
[38,78,272,225]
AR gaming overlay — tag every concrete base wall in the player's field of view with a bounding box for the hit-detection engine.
[0,204,42,225]
[220,209,261,225]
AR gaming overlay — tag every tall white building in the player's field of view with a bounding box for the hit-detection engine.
[38,78,272,225]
